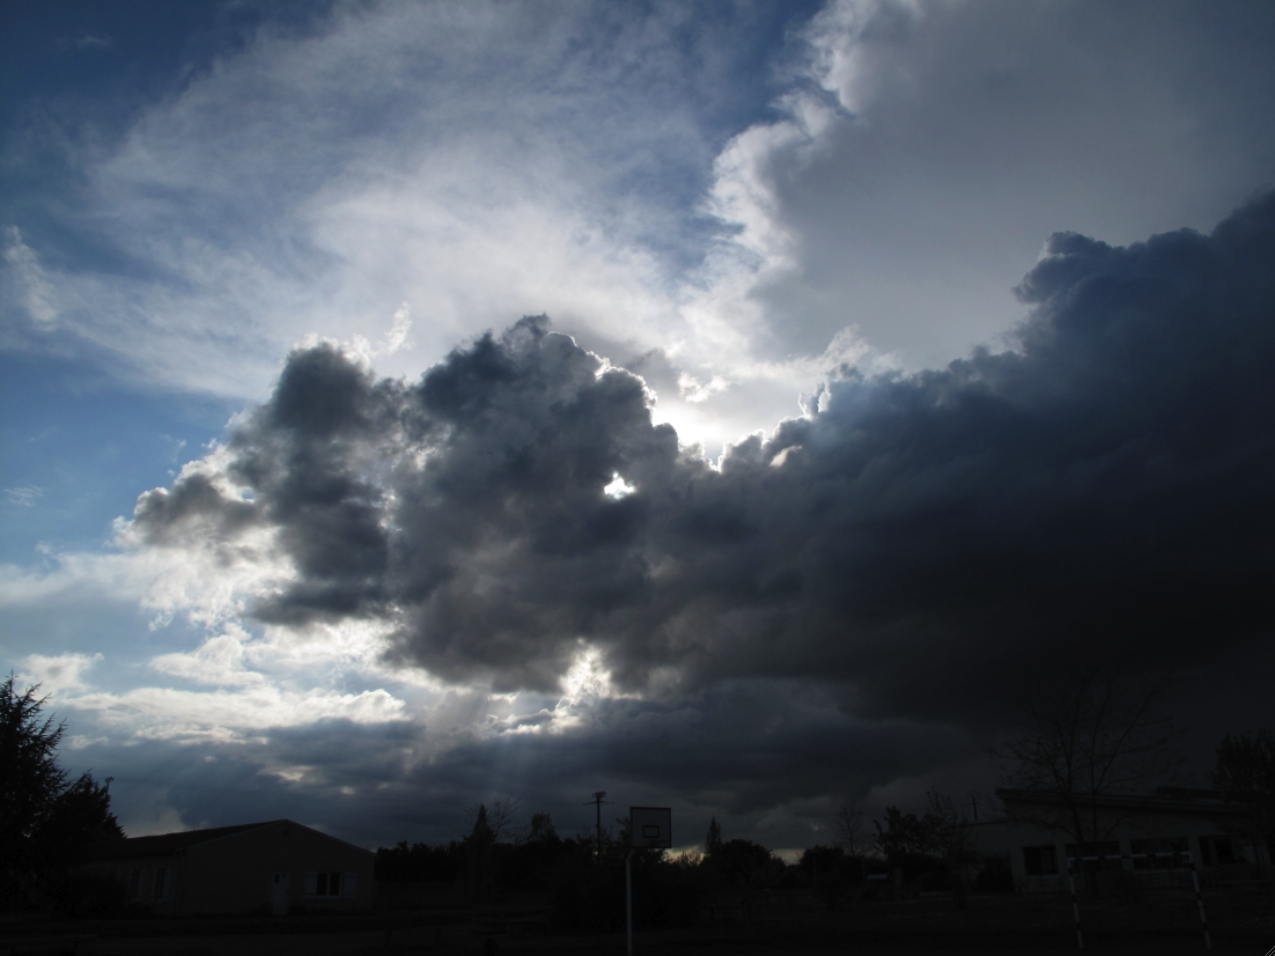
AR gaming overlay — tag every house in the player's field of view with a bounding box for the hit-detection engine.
[81,819,375,915]
[971,788,1270,893]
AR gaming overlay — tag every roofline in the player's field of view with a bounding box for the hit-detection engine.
[85,819,372,861]
[994,788,1245,815]
[181,819,281,852]
[283,819,375,857]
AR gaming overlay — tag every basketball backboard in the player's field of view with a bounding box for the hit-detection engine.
[630,806,672,848]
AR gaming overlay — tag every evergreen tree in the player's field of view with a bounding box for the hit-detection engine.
[466,804,496,902]
[704,817,722,856]
[1,676,123,910]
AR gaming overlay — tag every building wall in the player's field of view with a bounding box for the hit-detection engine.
[83,853,187,915]
[82,821,375,916]
[997,802,1265,890]
[182,821,374,915]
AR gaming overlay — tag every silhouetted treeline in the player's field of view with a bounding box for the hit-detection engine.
[376,808,879,929]
[377,809,792,928]
[376,839,467,882]
[375,801,1007,929]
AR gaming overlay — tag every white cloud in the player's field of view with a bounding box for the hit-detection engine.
[13,620,411,745]
[66,734,110,750]
[0,499,290,635]
[125,806,195,838]
[66,684,408,742]
[149,625,268,688]
[1,227,60,327]
[0,550,156,608]
[384,302,412,356]
[804,0,925,116]
[687,0,1275,373]
[18,652,103,696]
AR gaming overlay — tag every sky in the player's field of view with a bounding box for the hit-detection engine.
[2,0,1274,854]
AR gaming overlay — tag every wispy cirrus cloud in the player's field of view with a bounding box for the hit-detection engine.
[4,486,44,508]
[55,34,113,52]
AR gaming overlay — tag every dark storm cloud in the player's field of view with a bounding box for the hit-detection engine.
[86,690,905,848]
[474,682,971,813]
[137,684,964,849]
[132,195,1275,723]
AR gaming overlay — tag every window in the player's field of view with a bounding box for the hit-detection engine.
[1065,841,1122,870]
[304,871,358,899]
[1201,836,1237,866]
[1023,845,1057,876]
[153,867,170,900]
[1130,836,1188,869]
[128,868,146,900]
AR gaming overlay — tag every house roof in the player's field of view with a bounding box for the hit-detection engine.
[995,787,1241,816]
[82,820,283,861]
[83,818,376,862]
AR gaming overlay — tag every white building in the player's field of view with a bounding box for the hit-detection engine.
[971,788,1269,892]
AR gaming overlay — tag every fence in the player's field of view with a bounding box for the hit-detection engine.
[1065,851,1211,951]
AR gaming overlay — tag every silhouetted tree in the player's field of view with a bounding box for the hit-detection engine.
[800,844,861,908]
[485,793,523,843]
[704,816,722,856]
[466,804,497,902]
[2,677,65,842]
[873,807,937,873]
[833,798,867,858]
[1210,728,1275,872]
[527,811,558,844]
[1,676,123,910]
[924,790,980,909]
[710,839,778,890]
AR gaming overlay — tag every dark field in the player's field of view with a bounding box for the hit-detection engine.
[4,887,1273,956]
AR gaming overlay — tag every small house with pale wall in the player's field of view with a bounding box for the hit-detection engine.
[82,819,375,915]
[970,788,1269,892]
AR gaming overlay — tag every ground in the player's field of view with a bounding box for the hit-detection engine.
[3,886,1272,955]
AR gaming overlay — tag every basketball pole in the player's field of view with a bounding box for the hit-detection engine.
[625,806,670,955]
[626,849,635,956]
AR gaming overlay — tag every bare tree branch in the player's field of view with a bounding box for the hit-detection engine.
[990,664,1185,854]
[485,793,524,845]
[833,798,866,858]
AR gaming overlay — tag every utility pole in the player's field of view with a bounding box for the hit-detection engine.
[584,791,611,861]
